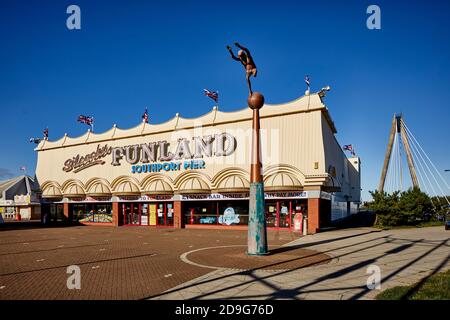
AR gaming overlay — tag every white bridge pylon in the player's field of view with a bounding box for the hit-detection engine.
[378,114,450,205]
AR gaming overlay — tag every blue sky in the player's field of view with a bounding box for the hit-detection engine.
[1,0,449,201]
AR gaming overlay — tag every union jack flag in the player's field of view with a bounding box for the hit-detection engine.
[305,75,310,87]
[204,89,219,103]
[142,108,149,123]
[43,128,48,139]
[343,144,356,156]
[77,115,94,126]
[29,137,42,144]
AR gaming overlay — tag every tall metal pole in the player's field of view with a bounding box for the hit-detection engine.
[247,93,268,255]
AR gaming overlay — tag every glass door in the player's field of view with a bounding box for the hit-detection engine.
[279,201,291,228]
[157,202,174,226]
[157,203,165,226]
[123,203,141,225]
[141,204,149,226]
[166,203,174,226]
[140,203,174,227]
[132,203,140,225]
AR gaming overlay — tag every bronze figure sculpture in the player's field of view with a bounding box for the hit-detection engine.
[227,42,258,95]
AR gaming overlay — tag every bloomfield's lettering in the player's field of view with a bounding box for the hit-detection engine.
[62,144,112,173]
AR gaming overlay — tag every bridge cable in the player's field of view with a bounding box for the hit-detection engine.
[402,121,450,205]
[402,121,449,205]
[403,121,450,193]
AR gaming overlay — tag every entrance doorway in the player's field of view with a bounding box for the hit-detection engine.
[41,203,64,224]
[123,203,140,225]
[121,202,174,226]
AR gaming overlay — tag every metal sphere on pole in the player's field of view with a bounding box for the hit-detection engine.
[247,92,268,255]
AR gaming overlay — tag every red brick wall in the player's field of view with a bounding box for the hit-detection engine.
[173,201,184,228]
[112,202,121,226]
[63,203,70,223]
[307,198,320,234]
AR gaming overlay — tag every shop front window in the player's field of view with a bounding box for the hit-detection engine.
[264,199,307,229]
[291,200,307,230]
[184,200,249,226]
[184,201,216,225]
[265,202,278,227]
[72,203,113,223]
[182,199,306,228]
[2,207,16,220]
[218,201,248,226]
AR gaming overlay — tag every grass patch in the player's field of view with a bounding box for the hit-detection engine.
[375,221,444,230]
[376,269,450,300]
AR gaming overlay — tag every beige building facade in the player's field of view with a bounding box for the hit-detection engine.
[35,93,361,233]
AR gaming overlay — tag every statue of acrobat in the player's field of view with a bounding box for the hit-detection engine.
[227,42,258,95]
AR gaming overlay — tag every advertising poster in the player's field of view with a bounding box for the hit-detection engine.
[149,204,157,226]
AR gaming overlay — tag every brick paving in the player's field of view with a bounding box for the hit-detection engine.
[0,223,300,300]
[187,246,330,271]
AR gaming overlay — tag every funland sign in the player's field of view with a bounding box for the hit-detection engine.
[62,133,236,174]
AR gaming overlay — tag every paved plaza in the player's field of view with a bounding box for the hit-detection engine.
[0,224,448,300]
[153,226,450,300]
[0,223,298,299]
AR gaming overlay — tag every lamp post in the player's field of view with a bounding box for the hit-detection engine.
[247,93,268,255]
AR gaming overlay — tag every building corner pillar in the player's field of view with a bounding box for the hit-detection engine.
[173,201,184,228]
[307,198,320,234]
[112,202,121,226]
[112,201,122,227]
[63,202,70,224]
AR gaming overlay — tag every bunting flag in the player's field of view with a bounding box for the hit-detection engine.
[77,115,94,127]
[142,107,149,123]
[43,128,49,139]
[305,75,310,88]
[204,89,219,103]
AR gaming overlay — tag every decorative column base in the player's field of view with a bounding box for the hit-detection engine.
[247,182,268,255]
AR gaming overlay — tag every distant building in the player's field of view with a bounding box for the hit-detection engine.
[34,93,361,233]
[0,175,41,221]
